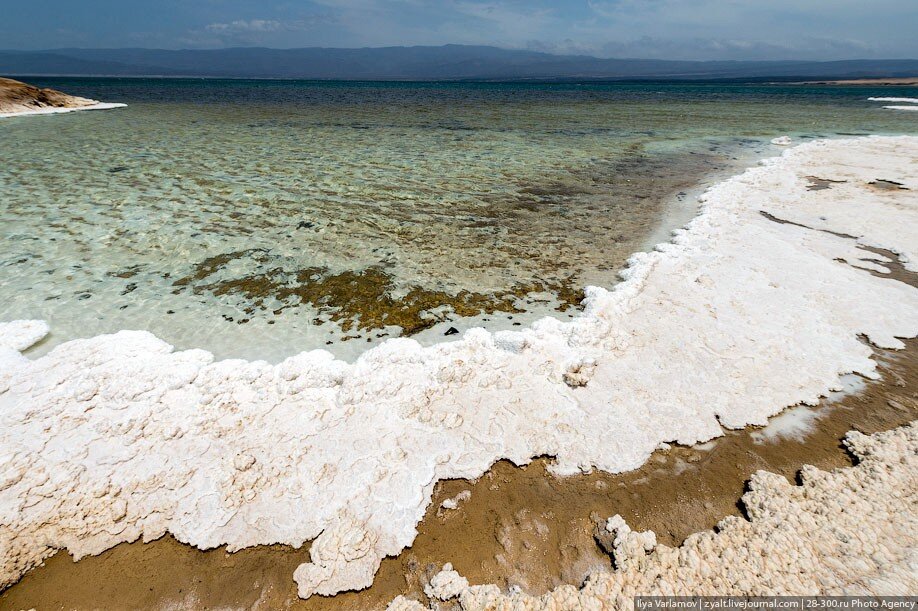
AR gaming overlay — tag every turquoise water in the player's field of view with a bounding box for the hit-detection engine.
[1,79,915,360]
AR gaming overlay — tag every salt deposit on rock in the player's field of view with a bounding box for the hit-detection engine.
[1,136,917,598]
[0,320,48,352]
[390,422,918,610]
[425,563,470,601]
[770,135,793,145]
[440,490,472,511]
[0,77,126,118]
[0,102,127,119]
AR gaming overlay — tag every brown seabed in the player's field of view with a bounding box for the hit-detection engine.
[1,244,917,611]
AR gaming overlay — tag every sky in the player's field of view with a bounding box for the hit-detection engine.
[3,0,917,61]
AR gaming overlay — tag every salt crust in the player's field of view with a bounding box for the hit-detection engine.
[868,97,918,103]
[0,321,48,352]
[425,563,470,601]
[0,102,127,119]
[440,490,472,511]
[1,136,917,598]
[390,422,918,610]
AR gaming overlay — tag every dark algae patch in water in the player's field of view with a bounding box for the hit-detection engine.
[5,79,917,360]
[172,248,584,336]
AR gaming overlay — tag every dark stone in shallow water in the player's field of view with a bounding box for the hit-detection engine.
[444,327,459,336]
[108,166,129,173]
[297,221,315,229]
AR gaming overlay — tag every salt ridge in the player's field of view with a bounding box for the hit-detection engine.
[0,102,127,119]
[391,422,918,609]
[868,97,918,103]
[1,136,917,598]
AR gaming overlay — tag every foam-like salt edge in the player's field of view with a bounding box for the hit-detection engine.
[1,136,917,599]
[390,422,918,609]
[0,102,127,119]
[868,97,918,103]
[883,105,918,111]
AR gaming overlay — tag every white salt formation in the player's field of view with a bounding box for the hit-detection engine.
[425,563,470,601]
[390,422,918,610]
[868,97,918,103]
[0,320,48,352]
[0,102,127,119]
[867,96,918,112]
[1,136,917,598]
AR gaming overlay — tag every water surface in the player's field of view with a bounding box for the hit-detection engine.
[1,79,915,360]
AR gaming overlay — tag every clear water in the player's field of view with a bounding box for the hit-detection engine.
[1,79,916,361]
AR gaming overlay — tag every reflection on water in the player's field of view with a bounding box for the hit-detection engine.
[1,79,915,361]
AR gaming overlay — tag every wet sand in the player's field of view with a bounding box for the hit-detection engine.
[2,240,916,610]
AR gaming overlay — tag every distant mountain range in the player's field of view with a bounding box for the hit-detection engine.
[2,45,917,80]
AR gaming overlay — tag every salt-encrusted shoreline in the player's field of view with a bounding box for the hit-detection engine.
[1,136,917,599]
[391,421,918,610]
[0,101,127,119]
[0,77,125,118]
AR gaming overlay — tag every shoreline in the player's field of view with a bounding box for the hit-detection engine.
[1,136,917,602]
[0,77,125,118]
[0,101,127,119]
[9,137,744,365]
[791,77,918,86]
[399,420,918,609]
[3,335,916,609]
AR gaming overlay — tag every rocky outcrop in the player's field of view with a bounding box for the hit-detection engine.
[0,77,124,117]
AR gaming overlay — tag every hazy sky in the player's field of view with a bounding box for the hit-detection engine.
[3,0,917,60]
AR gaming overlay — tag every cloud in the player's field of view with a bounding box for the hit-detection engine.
[595,35,878,61]
[191,15,333,47]
[6,0,915,59]
[205,19,286,34]
[525,38,597,56]
[203,18,329,35]
[587,0,665,20]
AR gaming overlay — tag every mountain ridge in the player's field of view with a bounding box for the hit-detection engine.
[2,45,917,80]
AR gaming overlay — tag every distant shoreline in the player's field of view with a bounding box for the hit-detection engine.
[791,76,918,86]
[2,45,917,82]
[5,73,918,86]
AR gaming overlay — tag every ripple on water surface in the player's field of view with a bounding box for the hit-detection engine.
[2,80,916,361]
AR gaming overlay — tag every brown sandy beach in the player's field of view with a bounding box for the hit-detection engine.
[2,244,916,610]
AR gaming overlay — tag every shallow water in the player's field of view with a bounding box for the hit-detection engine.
[1,79,916,361]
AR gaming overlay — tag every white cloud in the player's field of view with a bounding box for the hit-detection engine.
[191,15,333,47]
[205,19,285,33]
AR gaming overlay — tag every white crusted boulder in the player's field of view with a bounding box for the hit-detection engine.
[425,563,471,601]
